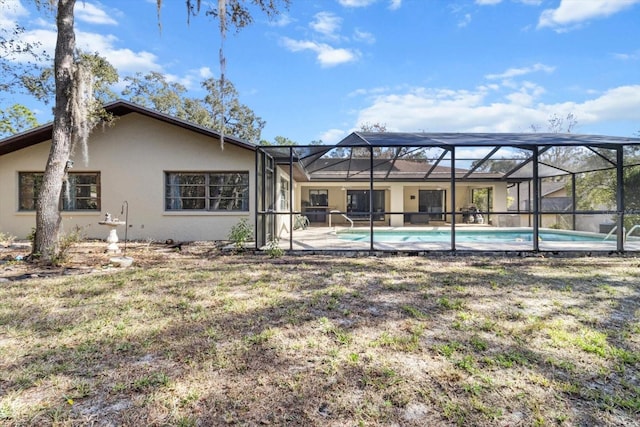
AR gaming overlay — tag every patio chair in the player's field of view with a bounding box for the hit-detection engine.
[294,214,310,230]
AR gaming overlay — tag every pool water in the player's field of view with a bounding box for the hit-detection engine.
[337,229,604,243]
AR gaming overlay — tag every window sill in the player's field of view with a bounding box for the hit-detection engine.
[15,211,101,216]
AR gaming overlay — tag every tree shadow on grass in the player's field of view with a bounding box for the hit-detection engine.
[1,254,638,425]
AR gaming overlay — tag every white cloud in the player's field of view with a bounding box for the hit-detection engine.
[8,28,56,64]
[485,63,555,80]
[389,0,402,10]
[0,0,28,28]
[351,84,640,134]
[338,0,377,7]
[353,28,376,44]
[281,37,359,67]
[310,12,342,38]
[576,85,640,121]
[198,67,213,78]
[268,13,293,27]
[504,81,546,106]
[75,30,161,74]
[3,7,163,73]
[538,0,640,30]
[75,2,118,26]
[337,0,402,9]
[476,0,542,5]
[349,87,387,97]
[613,50,640,60]
[458,13,472,28]
[319,128,347,144]
[0,0,33,61]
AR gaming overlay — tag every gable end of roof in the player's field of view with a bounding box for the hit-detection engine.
[0,99,256,156]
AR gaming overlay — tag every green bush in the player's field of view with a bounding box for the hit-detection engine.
[265,235,284,258]
[228,218,254,251]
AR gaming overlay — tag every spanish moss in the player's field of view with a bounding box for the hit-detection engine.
[70,58,94,166]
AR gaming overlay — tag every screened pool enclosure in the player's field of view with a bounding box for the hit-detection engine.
[256,132,640,253]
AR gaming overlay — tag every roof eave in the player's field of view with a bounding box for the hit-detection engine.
[0,99,256,156]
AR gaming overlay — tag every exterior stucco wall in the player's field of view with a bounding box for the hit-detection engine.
[298,183,392,226]
[0,113,254,241]
[294,181,509,226]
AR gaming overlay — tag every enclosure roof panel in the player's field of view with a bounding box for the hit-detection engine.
[345,132,640,148]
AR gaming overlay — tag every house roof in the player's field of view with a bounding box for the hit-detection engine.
[303,158,502,181]
[0,99,255,156]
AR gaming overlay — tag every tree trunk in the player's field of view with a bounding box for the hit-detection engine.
[33,0,76,263]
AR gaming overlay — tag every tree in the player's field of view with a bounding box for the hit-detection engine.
[21,52,118,105]
[359,122,387,133]
[356,121,389,158]
[200,77,265,143]
[32,0,289,263]
[0,104,38,137]
[260,136,297,145]
[531,113,580,174]
[0,11,47,96]
[122,71,189,118]
[33,0,83,262]
[122,73,266,143]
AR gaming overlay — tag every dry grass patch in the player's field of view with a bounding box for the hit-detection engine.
[1,243,639,426]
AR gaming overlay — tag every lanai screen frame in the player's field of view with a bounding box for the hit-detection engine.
[256,132,640,253]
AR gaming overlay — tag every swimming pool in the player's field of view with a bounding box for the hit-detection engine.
[336,228,605,243]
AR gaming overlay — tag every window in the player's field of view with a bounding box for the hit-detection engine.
[419,189,445,221]
[165,172,249,211]
[19,172,100,211]
[309,189,328,206]
[471,187,493,213]
[347,190,385,220]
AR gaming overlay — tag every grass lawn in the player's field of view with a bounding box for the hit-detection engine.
[1,242,639,426]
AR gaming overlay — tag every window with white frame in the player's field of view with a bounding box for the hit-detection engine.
[18,172,101,211]
[165,172,249,211]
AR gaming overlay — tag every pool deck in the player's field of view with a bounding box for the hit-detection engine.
[276,225,640,252]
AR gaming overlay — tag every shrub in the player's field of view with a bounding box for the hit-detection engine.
[228,218,254,251]
[266,235,284,258]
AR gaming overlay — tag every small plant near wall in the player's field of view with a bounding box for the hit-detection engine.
[228,218,254,251]
[266,235,284,258]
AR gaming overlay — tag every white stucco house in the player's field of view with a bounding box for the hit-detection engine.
[1,100,639,252]
[0,100,256,242]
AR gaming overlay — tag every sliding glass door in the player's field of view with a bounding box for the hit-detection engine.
[419,189,445,221]
[347,190,385,221]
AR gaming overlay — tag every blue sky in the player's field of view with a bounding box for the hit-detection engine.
[2,0,640,144]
